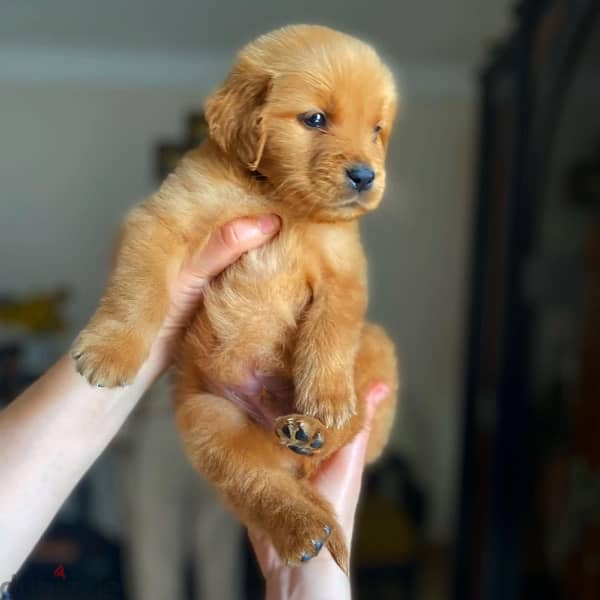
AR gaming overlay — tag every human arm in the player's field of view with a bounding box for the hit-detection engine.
[0,214,280,580]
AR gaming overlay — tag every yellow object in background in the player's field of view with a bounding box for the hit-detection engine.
[0,289,69,333]
[354,495,420,566]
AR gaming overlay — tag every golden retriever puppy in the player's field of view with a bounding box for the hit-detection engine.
[72,25,399,572]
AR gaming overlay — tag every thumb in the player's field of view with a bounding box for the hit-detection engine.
[189,214,281,280]
[360,382,390,438]
[341,382,390,467]
[311,382,390,535]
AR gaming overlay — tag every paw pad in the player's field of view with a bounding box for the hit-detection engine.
[275,414,325,456]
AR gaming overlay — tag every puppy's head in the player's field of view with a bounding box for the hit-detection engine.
[206,25,398,221]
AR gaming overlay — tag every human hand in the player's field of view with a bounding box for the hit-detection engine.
[0,214,279,579]
[248,382,390,600]
[142,214,280,380]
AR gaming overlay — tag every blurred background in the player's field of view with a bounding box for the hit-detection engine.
[0,0,599,598]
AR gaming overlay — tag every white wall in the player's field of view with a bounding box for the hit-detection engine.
[0,72,476,542]
[0,82,208,329]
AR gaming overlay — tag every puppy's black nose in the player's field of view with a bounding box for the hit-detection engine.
[346,165,375,192]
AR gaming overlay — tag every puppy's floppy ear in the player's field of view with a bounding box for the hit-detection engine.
[380,97,398,150]
[205,63,271,171]
[380,83,399,151]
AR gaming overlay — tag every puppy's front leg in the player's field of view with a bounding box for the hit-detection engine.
[72,199,198,387]
[293,276,366,428]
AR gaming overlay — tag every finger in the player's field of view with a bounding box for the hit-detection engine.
[356,382,390,439]
[189,214,280,280]
[316,382,389,483]
[247,527,280,574]
[311,383,389,531]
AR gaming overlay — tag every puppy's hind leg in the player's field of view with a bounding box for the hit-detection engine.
[354,323,399,464]
[174,392,350,573]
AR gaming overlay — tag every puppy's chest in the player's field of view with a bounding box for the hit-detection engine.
[202,233,314,335]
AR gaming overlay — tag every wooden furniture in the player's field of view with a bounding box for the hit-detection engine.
[454,1,600,598]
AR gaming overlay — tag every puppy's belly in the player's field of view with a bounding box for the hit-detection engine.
[205,371,295,428]
[182,242,309,428]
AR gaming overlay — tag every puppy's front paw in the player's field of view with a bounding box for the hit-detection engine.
[71,323,147,388]
[275,414,325,456]
[295,376,357,429]
[312,398,356,430]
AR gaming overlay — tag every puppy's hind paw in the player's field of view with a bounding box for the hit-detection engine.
[299,525,332,562]
[275,519,349,574]
[275,414,325,456]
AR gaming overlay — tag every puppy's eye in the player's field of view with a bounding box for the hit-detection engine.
[301,112,327,129]
[372,124,383,142]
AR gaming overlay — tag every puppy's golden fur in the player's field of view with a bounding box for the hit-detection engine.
[73,25,399,571]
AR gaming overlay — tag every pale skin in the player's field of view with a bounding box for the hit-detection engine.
[0,213,386,599]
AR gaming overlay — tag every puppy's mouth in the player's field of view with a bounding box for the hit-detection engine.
[336,194,373,211]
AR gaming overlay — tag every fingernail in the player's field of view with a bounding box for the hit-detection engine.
[258,214,280,234]
[366,383,390,420]
[370,383,390,403]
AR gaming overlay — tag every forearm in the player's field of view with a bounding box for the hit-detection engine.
[0,215,279,580]
[0,348,161,579]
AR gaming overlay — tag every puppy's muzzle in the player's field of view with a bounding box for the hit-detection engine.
[346,164,375,193]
